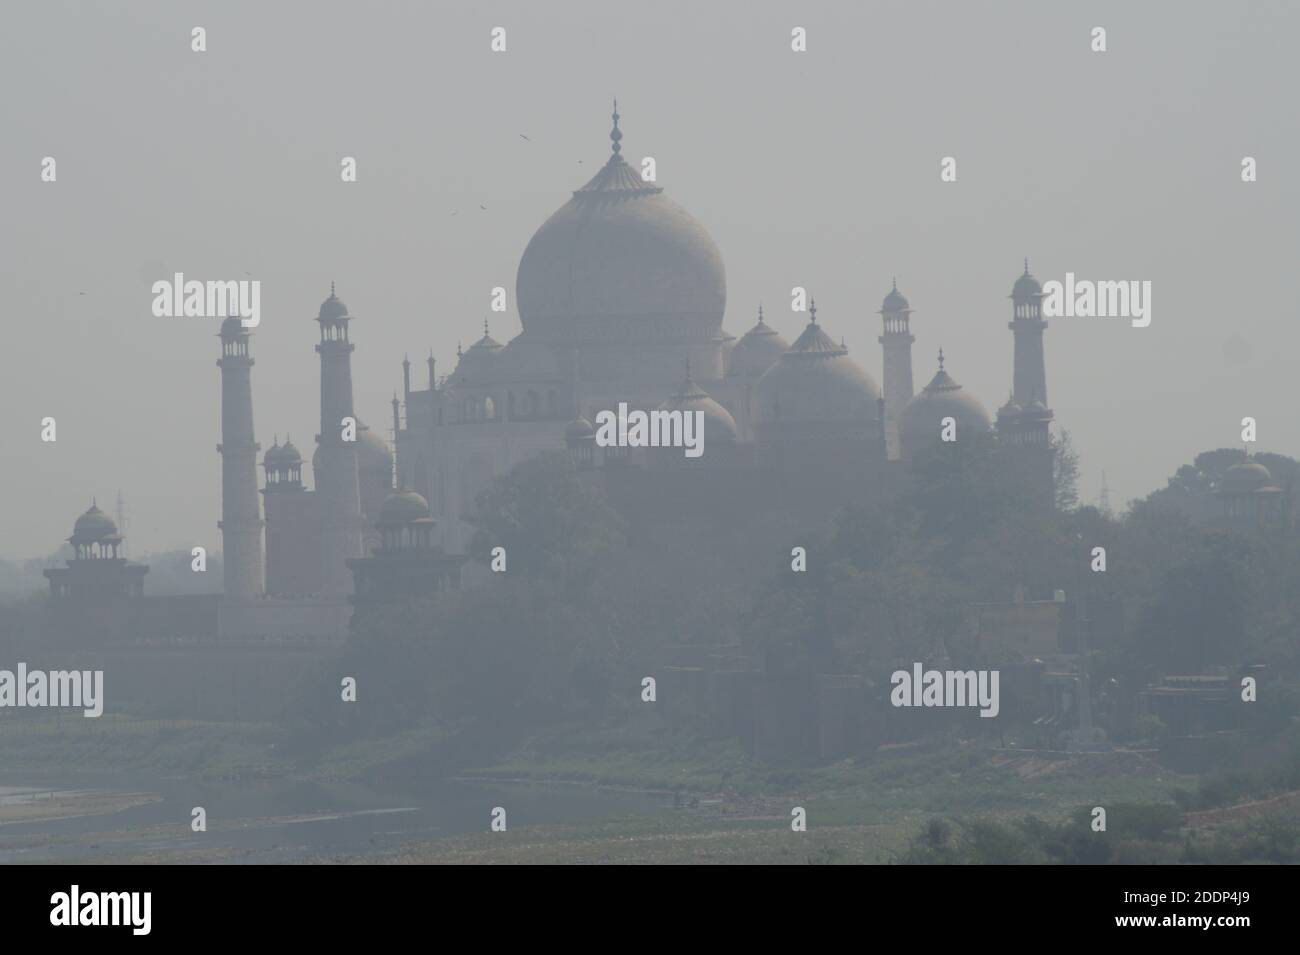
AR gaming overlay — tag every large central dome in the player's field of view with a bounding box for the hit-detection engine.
[515,104,726,345]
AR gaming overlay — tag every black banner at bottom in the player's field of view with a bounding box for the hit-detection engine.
[2,863,1286,941]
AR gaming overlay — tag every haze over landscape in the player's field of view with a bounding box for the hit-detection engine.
[3,0,1297,558]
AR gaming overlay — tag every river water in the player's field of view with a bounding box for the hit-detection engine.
[0,776,672,863]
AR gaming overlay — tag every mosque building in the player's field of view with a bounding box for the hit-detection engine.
[48,104,1064,641]
[393,105,1055,553]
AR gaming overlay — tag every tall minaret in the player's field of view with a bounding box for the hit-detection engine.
[878,278,915,461]
[315,283,363,597]
[998,260,1055,501]
[1009,259,1049,409]
[217,315,265,600]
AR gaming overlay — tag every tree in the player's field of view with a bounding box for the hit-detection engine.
[1052,429,1081,511]
[465,451,625,589]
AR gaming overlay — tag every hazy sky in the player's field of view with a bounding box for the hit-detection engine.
[2,0,1296,558]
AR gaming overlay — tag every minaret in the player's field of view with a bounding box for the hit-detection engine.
[878,278,915,460]
[217,315,265,600]
[999,260,1055,502]
[1009,259,1049,409]
[114,490,128,558]
[391,392,402,490]
[315,283,364,597]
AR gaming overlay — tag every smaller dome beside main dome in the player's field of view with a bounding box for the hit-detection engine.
[754,299,880,425]
[449,321,505,384]
[899,351,991,459]
[659,364,738,445]
[727,306,789,379]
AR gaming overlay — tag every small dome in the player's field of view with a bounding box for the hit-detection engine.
[266,438,303,469]
[219,316,248,340]
[72,502,119,542]
[881,280,910,313]
[659,366,738,444]
[899,355,991,457]
[755,304,880,425]
[1221,460,1274,494]
[493,337,562,380]
[727,306,789,379]
[264,440,289,468]
[566,416,595,439]
[378,489,431,525]
[1023,397,1052,419]
[450,324,505,384]
[379,488,431,527]
[356,422,393,472]
[1012,261,1043,301]
[318,284,350,321]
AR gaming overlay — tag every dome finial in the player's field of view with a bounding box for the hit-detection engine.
[892,275,897,291]
[809,295,818,324]
[1023,258,1030,275]
[757,303,765,324]
[457,341,463,359]
[610,98,622,156]
[938,347,945,370]
[330,280,336,297]
[483,317,490,338]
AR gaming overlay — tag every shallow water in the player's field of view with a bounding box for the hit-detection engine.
[0,774,671,863]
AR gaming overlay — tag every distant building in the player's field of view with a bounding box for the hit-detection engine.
[1217,458,1291,531]
[44,501,148,606]
[45,105,1064,646]
[346,490,465,615]
[394,106,1058,556]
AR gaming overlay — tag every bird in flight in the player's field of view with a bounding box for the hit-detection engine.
[519,133,532,142]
